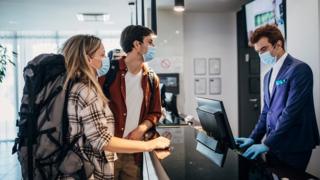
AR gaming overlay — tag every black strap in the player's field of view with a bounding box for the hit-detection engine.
[35,159,48,179]
[12,138,19,154]
[55,134,82,172]
[26,75,36,180]
[78,164,88,180]
[103,60,119,99]
[62,80,73,145]
[147,70,155,110]
[38,127,56,134]
[38,86,63,115]
[46,132,61,148]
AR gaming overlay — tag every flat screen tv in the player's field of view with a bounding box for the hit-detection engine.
[245,0,286,46]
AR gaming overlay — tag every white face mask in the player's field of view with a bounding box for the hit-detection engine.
[259,51,276,65]
[143,46,156,62]
[96,57,110,77]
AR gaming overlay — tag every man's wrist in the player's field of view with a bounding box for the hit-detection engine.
[138,124,149,133]
[248,138,254,144]
[262,143,269,150]
[140,120,153,131]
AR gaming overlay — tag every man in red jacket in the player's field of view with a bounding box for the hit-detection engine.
[99,25,161,180]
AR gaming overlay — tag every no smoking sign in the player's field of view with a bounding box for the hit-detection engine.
[160,59,171,69]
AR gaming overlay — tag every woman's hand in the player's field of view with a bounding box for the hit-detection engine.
[147,136,171,151]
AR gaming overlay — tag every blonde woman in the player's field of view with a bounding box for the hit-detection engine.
[61,34,170,179]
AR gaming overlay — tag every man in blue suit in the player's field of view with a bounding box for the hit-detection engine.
[236,24,320,171]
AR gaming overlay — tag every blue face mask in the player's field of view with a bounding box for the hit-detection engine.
[97,57,110,77]
[259,51,276,65]
[143,46,156,62]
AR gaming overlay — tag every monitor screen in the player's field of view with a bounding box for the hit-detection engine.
[160,85,180,124]
[196,97,237,150]
[245,0,286,45]
[164,92,179,117]
[157,73,179,94]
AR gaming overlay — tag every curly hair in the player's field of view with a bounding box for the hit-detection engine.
[250,24,285,49]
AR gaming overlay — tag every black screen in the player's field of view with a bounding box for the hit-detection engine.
[196,97,237,149]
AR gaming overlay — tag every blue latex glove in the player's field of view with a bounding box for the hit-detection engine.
[235,137,254,148]
[242,144,269,160]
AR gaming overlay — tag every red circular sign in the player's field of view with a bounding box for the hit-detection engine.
[160,59,171,69]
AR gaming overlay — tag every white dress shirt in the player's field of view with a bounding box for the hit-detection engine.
[269,52,288,94]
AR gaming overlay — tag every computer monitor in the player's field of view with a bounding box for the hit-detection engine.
[160,83,180,124]
[158,73,179,94]
[196,97,237,150]
[245,0,286,46]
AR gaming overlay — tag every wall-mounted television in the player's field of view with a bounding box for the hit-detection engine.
[245,0,286,46]
[157,73,179,94]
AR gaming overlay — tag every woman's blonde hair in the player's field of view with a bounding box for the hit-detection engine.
[62,34,108,105]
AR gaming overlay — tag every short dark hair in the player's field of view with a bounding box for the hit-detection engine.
[120,25,153,53]
[250,24,285,49]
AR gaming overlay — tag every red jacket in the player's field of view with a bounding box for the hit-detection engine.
[98,58,161,138]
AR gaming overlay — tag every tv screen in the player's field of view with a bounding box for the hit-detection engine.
[157,73,179,94]
[245,0,286,46]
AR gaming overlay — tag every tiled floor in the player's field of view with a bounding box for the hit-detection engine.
[0,142,22,180]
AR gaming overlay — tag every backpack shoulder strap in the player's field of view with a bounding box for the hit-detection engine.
[102,62,157,105]
[103,60,119,99]
[147,69,155,93]
[147,68,157,107]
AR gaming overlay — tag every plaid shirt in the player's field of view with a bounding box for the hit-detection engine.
[62,82,115,180]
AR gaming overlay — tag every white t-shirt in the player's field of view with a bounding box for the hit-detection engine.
[269,52,288,94]
[123,69,143,137]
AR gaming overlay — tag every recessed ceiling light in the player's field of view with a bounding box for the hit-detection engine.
[174,0,185,12]
[8,21,18,25]
[174,6,185,12]
[76,13,110,22]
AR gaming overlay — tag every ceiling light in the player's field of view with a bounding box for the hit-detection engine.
[76,13,110,22]
[8,21,18,25]
[174,0,185,12]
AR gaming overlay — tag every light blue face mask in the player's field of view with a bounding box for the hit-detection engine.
[143,46,156,62]
[97,57,110,77]
[259,51,276,65]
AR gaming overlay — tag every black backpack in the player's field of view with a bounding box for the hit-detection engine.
[12,54,87,180]
[102,60,156,104]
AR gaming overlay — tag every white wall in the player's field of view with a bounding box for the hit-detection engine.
[149,11,239,136]
[284,0,320,177]
[183,12,239,136]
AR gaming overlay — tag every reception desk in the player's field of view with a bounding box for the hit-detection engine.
[143,126,319,180]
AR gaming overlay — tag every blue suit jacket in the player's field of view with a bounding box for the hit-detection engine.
[249,54,320,152]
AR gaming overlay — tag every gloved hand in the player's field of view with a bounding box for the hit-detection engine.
[242,144,269,160]
[235,137,254,148]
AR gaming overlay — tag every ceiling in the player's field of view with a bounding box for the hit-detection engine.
[0,0,244,32]
[157,0,244,12]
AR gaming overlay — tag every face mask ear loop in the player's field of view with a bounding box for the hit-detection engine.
[271,44,278,59]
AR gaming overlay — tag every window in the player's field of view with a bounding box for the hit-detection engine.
[0,31,121,141]
[0,42,17,140]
